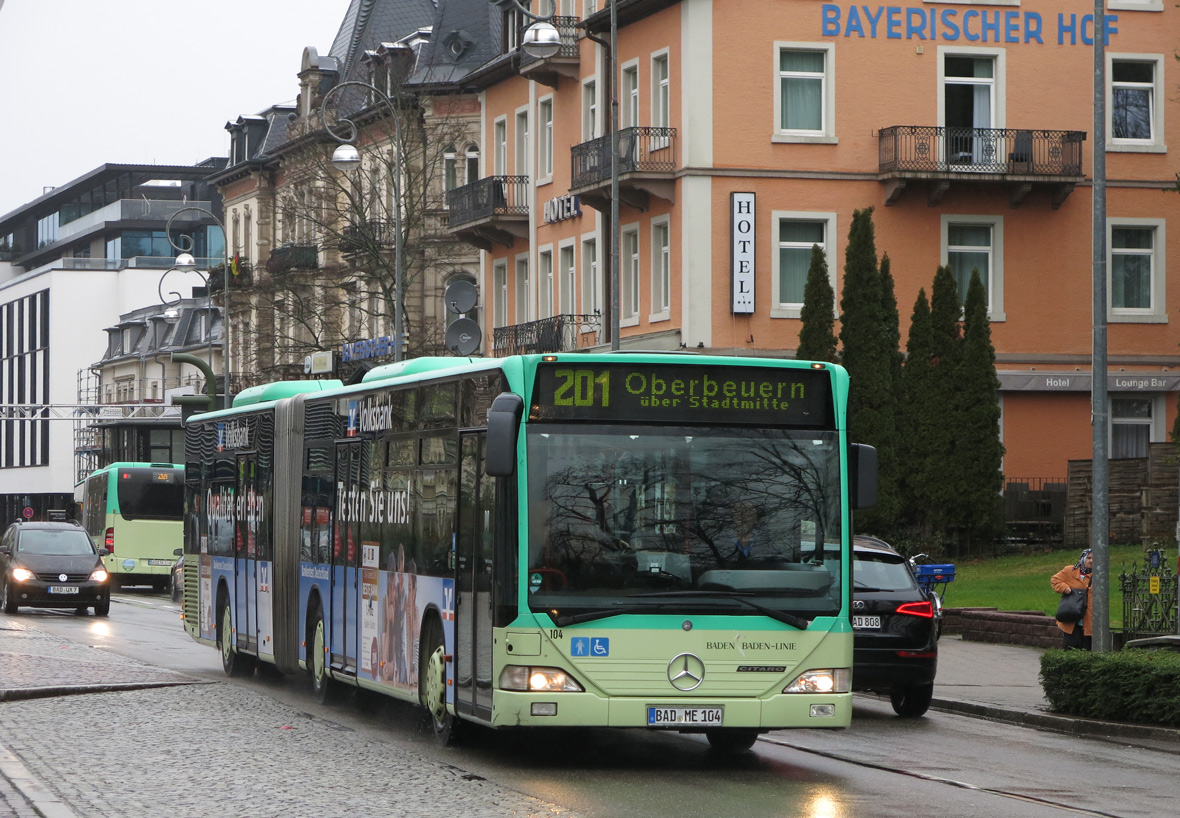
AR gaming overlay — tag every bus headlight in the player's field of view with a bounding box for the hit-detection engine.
[499,666,584,692]
[783,668,850,694]
[10,567,34,583]
[89,568,109,583]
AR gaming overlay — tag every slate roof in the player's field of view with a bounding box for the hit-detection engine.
[329,0,441,83]
[413,0,502,86]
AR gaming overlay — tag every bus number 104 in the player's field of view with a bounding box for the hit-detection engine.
[553,369,610,407]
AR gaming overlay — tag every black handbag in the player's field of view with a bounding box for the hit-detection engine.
[1056,588,1087,624]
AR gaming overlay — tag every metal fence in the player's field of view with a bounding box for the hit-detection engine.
[493,314,602,356]
[447,176,530,227]
[1004,477,1067,542]
[879,126,1085,175]
[1120,554,1178,640]
[571,126,677,189]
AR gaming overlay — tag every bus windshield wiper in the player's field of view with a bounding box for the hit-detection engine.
[628,590,811,630]
[551,604,664,626]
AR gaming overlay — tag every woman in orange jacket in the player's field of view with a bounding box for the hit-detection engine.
[1050,548,1093,650]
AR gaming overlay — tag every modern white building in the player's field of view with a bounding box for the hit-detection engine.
[0,162,225,520]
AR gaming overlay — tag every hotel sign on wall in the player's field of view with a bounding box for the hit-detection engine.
[732,193,754,314]
[818,4,1121,45]
[543,193,581,224]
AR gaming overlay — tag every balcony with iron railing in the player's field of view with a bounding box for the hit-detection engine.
[266,243,319,276]
[878,126,1087,208]
[447,175,530,251]
[493,313,602,356]
[340,222,396,256]
[517,16,581,87]
[570,126,677,212]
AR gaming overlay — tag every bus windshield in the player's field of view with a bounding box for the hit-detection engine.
[526,425,843,623]
[116,468,184,521]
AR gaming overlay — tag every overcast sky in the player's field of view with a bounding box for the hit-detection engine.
[0,0,351,217]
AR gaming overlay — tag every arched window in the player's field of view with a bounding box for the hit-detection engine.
[465,145,480,185]
[443,145,457,192]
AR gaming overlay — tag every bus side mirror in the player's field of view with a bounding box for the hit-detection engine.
[850,443,878,510]
[485,393,525,477]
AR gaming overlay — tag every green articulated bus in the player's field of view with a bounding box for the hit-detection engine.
[80,462,184,590]
[180,353,876,751]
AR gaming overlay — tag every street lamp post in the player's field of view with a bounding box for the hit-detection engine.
[322,80,406,363]
[503,0,620,350]
[165,206,230,408]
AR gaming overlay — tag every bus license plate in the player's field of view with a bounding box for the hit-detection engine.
[49,586,79,595]
[647,706,723,727]
[852,615,881,629]
[147,559,173,566]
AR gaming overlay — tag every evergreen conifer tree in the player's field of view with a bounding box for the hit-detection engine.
[956,270,1005,546]
[796,244,837,362]
[900,288,941,537]
[925,266,966,550]
[838,208,900,531]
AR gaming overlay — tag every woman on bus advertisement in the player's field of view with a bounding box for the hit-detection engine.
[381,545,418,691]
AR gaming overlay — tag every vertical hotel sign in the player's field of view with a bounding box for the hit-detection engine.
[732,192,755,313]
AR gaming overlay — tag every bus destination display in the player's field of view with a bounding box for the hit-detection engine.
[530,363,833,427]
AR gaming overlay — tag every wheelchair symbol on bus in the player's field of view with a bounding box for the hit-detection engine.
[571,637,609,657]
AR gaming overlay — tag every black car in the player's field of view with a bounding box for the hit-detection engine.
[851,535,940,717]
[0,521,111,616]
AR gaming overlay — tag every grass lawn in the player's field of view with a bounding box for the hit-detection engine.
[940,544,1161,627]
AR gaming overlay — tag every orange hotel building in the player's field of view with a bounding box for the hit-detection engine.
[447,0,1179,483]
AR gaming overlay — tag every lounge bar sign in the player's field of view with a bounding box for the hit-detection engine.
[997,373,1180,392]
[732,192,755,314]
[543,193,581,224]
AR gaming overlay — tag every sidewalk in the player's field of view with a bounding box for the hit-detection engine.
[932,634,1180,747]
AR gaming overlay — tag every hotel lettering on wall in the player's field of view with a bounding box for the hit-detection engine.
[544,194,581,224]
[732,193,755,314]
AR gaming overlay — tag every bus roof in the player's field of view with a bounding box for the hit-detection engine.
[232,379,345,408]
[186,354,845,422]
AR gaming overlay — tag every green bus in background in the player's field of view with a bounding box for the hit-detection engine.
[79,462,184,590]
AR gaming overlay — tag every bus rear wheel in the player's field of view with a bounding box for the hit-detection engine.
[219,599,255,677]
[705,728,759,753]
[309,601,343,704]
[419,617,457,745]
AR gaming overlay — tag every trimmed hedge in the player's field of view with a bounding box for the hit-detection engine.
[1040,648,1180,727]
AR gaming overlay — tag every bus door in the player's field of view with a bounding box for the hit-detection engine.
[235,456,261,654]
[332,442,362,675]
[456,433,495,719]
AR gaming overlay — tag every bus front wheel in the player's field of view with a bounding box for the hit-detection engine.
[219,599,255,677]
[705,728,759,753]
[309,601,344,704]
[419,617,457,745]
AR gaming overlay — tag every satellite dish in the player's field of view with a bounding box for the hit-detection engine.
[445,318,481,356]
[444,279,478,315]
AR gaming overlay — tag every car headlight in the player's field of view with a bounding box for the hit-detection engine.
[90,568,109,583]
[499,666,584,692]
[783,668,851,694]
[10,567,34,583]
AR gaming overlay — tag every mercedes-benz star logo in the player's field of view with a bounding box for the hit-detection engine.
[668,653,705,691]
[59,573,68,582]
